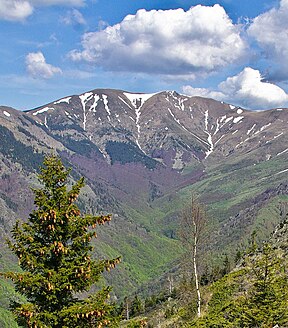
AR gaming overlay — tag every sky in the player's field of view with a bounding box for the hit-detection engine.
[1,0,288,110]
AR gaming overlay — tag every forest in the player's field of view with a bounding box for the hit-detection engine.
[1,155,288,328]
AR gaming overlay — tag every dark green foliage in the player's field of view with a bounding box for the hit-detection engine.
[54,136,103,157]
[1,155,120,328]
[144,295,157,311]
[194,242,288,327]
[105,141,158,169]
[232,244,288,327]
[130,296,144,317]
[221,254,230,276]
[199,262,228,287]
[0,125,44,171]
[47,122,84,132]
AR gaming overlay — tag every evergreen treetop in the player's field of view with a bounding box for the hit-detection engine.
[2,155,120,328]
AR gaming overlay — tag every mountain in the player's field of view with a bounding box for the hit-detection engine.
[0,89,287,299]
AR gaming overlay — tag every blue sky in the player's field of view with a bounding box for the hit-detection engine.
[1,0,288,110]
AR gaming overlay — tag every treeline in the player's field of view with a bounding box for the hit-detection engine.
[118,219,288,327]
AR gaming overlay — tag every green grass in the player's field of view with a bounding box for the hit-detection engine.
[139,155,288,265]
[0,257,24,328]
[0,307,19,328]
[252,194,288,241]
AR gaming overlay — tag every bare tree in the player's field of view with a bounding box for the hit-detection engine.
[179,196,207,318]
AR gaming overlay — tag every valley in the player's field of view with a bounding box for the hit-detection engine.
[0,89,287,326]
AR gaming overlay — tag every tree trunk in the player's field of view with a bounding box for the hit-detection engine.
[126,301,129,321]
[193,224,201,317]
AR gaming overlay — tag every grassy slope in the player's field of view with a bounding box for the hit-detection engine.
[97,203,183,297]
[0,250,24,328]
[1,152,287,321]
[148,155,288,258]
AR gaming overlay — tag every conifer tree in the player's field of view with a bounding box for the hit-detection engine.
[234,243,288,327]
[2,155,120,328]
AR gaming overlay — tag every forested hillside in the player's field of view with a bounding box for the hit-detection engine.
[0,90,287,327]
[121,212,288,327]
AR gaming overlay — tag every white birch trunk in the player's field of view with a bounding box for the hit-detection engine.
[193,222,201,317]
[126,301,129,321]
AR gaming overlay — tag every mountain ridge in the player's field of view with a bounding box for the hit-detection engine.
[0,88,287,299]
[22,89,288,167]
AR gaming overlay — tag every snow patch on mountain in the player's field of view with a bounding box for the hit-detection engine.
[54,97,71,105]
[169,91,187,111]
[122,92,157,153]
[3,111,10,117]
[33,107,54,116]
[233,116,244,124]
[167,107,209,147]
[64,111,72,119]
[123,92,156,109]
[118,96,132,109]
[213,119,220,135]
[79,92,93,130]
[247,124,256,135]
[277,148,288,156]
[102,94,111,122]
[90,94,100,113]
[220,115,226,123]
[44,116,48,129]
[225,117,233,124]
[204,110,214,158]
[254,123,271,135]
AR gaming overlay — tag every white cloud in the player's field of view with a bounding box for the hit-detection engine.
[25,52,62,79]
[0,0,33,21]
[0,0,84,21]
[248,0,288,79]
[69,5,246,77]
[183,67,288,109]
[61,9,86,26]
[30,0,84,5]
[182,86,225,100]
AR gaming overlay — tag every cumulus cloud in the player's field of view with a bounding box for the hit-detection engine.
[69,5,246,77]
[0,0,84,21]
[25,52,62,79]
[0,0,33,21]
[182,86,225,100]
[183,67,288,109]
[248,0,288,79]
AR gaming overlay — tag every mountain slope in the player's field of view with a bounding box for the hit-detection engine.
[0,89,287,299]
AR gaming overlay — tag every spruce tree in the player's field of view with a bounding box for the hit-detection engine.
[2,155,120,328]
[234,243,288,327]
